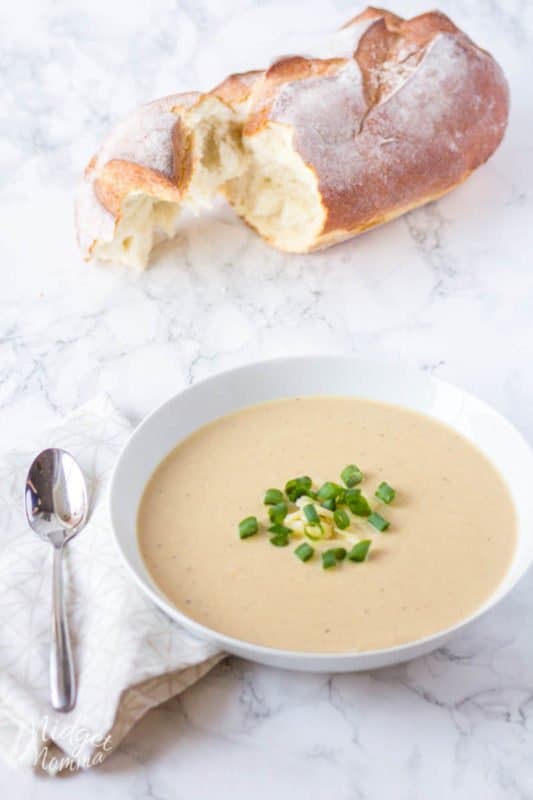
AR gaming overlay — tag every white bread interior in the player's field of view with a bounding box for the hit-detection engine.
[224,124,324,253]
[184,97,247,211]
[93,195,180,268]
[88,99,324,268]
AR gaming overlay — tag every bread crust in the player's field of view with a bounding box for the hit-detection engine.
[209,70,263,105]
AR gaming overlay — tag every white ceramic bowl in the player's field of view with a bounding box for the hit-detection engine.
[109,356,533,672]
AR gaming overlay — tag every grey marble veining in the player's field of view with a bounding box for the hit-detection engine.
[1,0,533,796]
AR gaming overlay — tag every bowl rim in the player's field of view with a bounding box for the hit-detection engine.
[109,354,533,663]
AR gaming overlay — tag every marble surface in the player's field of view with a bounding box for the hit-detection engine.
[1,0,533,795]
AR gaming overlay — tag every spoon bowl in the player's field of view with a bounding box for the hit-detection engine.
[25,448,88,546]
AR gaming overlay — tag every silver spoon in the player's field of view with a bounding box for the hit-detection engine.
[25,449,89,712]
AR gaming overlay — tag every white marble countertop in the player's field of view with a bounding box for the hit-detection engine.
[2,0,533,796]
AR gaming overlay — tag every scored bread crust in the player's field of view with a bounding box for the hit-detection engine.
[76,7,509,264]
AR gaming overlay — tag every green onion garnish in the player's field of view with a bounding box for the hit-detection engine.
[238,516,258,539]
[304,524,324,541]
[345,489,371,517]
[270,532,290,547]
[316,482,343,501]
[333,508,350,530]
[368,511,390,532]
[336,489,346,505]
[285,476,312,502]
[303,504,320,524]
[348,540,371,562]
[268,523,291,536]
[295,542,314,562]
[264,488,284,506]
[268,501,288,525]
[341,464,363,488]
[344,487,360,503]
[375,482,396,504]
[322,550,337,569]
[241,465,398,565]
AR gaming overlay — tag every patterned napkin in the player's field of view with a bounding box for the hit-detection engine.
[0,395,224,774]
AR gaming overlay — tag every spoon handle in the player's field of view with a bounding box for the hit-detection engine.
[50,543,76,712]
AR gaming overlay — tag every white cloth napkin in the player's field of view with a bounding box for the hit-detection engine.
[0,395,224,774]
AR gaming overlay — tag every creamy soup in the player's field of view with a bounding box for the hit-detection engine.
[137,396,516,653]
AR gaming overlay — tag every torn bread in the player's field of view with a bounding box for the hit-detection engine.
[76,8,509,267]
[76,93,197,266]
[75,75,261,266]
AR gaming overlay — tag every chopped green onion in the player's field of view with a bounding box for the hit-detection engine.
[348,540,372,562]
[285,476,312,502]
[368,511,390,532]
[375,482,396,504]
[336,489,346,505]
[341,464,363,488]
[242,466,397,562]
[268,501,288,525]
[238,516,258,539]
[268,523,291,536]
[345,490,371,517]
[270,532,290,547]
[264,488,284,506]
[322,550,337,569]
[304,524,324,541]
[344,487,360,503]
[316,482,343,501]
[333,508,350,530]
[295,542,314,562]
[321,497,336,512]
[303,504,320,524]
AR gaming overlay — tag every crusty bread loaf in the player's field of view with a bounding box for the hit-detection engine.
[76,7,509,267]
